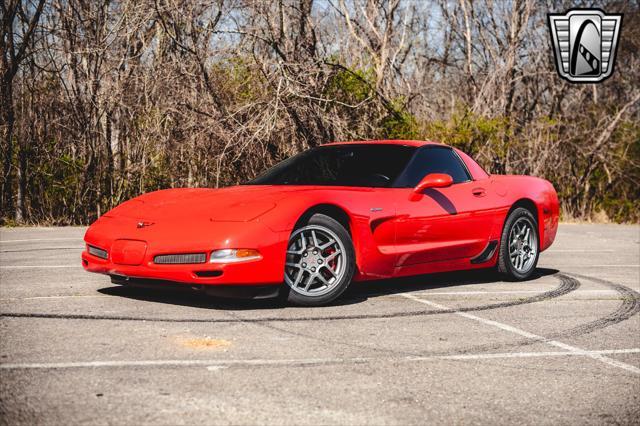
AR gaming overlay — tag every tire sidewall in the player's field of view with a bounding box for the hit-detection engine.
[498,207,540,281]
[285,214,356,306]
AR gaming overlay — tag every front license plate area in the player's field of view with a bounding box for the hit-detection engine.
[111,240,147,265]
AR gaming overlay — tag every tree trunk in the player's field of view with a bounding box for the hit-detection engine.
[1,79,15,217]
[16,146,26,222]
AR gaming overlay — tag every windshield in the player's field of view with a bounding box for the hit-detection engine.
[247,144,416,187]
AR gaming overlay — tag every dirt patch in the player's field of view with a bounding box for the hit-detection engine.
[174,336,232,350]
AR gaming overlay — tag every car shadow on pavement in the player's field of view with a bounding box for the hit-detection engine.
[97,267,559,311]
[340,267,559,304]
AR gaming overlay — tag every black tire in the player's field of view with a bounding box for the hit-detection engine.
[497,207,540,281]
[283,214,355,306]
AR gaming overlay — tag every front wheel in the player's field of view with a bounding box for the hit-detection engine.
[283,214,355,306]
[497,207,539,281]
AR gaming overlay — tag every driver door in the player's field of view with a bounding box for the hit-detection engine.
[392,147,496,267]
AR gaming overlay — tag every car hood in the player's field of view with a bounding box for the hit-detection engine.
[103,185,297,222]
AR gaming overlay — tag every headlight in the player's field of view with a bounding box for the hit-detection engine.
[209,249,262,263]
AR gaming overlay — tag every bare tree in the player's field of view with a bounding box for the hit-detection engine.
[1,0,45,220]
[1,0,638,224]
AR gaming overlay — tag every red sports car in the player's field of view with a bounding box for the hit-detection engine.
[82,140,559,306]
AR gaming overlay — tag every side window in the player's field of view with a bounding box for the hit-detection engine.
[394,147,471,187]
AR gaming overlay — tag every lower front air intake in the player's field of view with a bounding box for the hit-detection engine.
[154,253,207,264]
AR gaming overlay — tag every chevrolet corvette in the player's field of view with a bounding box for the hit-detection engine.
[82,140,559,306]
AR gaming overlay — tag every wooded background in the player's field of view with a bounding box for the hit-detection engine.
[1,0,638,225]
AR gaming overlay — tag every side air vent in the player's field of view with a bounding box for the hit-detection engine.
[470,240,499,264]
[154,253,207,264]
[88,245,108,259]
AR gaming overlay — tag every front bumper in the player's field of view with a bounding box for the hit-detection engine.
[82,215,288,286]
[109,275,281,299]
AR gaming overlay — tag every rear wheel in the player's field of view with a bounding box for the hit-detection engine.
[497,207,539,280]
[283,214,355,306]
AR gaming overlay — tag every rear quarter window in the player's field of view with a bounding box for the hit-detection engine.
[455,149,489,180]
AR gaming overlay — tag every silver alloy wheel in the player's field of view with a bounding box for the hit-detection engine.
[284,225,347,297]
[508,217,538,273]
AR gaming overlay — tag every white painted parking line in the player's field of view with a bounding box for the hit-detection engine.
[0,358,366,370]
[0,265,79,269]
[411,290,618,296]
[0,295,110,301]
[545,249,615,253]
[551,265,640,268]
[427,348,640,360]
[401,293,640,374]
[1,348,638,370]
[0,238,83,243]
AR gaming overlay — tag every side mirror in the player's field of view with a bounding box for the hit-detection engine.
[413,173,453,193]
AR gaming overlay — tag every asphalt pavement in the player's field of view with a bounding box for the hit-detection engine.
[0,224,639,425]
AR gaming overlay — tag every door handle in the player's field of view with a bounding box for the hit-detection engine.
[472,187,486,197]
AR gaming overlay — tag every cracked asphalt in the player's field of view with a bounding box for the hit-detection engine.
[1,224,639,425]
